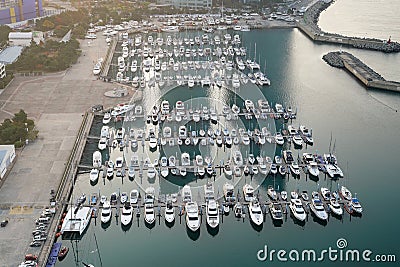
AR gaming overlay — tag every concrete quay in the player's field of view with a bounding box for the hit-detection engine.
[323,51,400,93]
[297,1,400,53]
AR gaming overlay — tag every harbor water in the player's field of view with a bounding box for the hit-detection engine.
[57,4,400,267]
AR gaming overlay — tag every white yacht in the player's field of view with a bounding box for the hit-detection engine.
[161,100,170,115]
[340,186,352,201]
[102,112,111,124]
[234,202,245,218]
[89,168,99,183]
[100,125,110,139]
[98,137,107,150]
[269,202,283,221]
[350,197,363,214]
[320,187,332,201]
[165,200,175,223]
[267,186,278,200]
[223,183,236,203]
[160,156,169,178]
[61,206,91,235]
[111,103,134,117]
[329,198,343,216]
[243,184,255,202]
[120,204,133,226]
[130,189,138,205]
[275,132,285,145]
[289,199,306,222]
[144,187,156,224]
[185,201,200,231]
[233,150,243,167]
[310,195,328,221]
[290,162,301,176]
[195,155,205,177]
[324,154,344,178]
[101,201,112,224]
[206,200,219,228]
[182,185,192,203]
[299,125,314,145]
[147,164,156,179]
[249,200,263,226]
[203,181,215,202]
[92,151,102,168]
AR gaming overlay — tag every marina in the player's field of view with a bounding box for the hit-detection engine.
[3,2,400,267]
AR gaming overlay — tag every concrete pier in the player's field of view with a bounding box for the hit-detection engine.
[323,51,400,93]
[297,1,400,53]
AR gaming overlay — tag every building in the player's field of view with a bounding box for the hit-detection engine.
[8,31,32,46]
[0,145,15,179]
[0,62,5,79]
[157,0,212,9]
[0,0,43,25]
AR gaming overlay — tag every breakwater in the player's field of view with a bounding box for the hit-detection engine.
[297,1,400,53]
[323,51,400,92]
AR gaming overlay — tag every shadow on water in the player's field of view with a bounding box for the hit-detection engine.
[310,213,328,227]
[206,225,219,237]
[186,226,200,241]
[121,222,132,232]
[291,215,306,227]
[250,221,263,232]
[271,218,284,228]
[165,220,175,228]
[144,220,156,230]
[101,220,111,230]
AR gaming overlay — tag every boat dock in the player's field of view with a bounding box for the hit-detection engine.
[323,51,400,93]
[297,1,400,53]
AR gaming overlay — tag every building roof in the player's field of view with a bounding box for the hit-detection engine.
[8,32,33,39]
[0,46,23,64]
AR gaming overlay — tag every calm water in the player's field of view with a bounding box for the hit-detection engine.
[58,3,400,267]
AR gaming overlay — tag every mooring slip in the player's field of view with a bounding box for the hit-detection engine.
[323,51,400,93]
[297,0,400,53]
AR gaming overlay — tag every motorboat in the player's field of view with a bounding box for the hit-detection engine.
[195,155,205,177]
[340,186,352,201]
[249,200,263,226]
[121,204,133,225]
[224,162,232,176]
[267,185,277,200]
[291,191,298,200]
[101,201,112,224]
[234,166,242,177]
[320,187,332,201]
[115,127,125,141]
[292,134,303,147]
[281,191,288,201]
[89,168,99,183]
[144,187,155,224]
[324,154,344,178]
[203,181,215,202]
[100,195,106,205]
[102,112,111,124]
[147,164,156,179]
[234,202,245,218]
[185,201,200,231]
[120,192,128,204]
[269,202,283,221]
[182,185,192,203]
[100,126,110,139]
[329,198,343,216]
[243,184,255,202]
[130,190,138,205]
[206,200,220,228]
[299,125,314,145]
[98,138,107,150]
[61,206,91,235]
[223,183,236,203]
[128,166,135,179]
[310,194,328,221]
[244,99,255,112]
[248,154,256,165]
[111,103,134,117]
[283,150,294,163]
[350,197,363,214]
[165,200,175,223]
[290,199,306,221]
[233,150,243,167]
[301,191,309,201]
[290,162,301,176]
[92,151,102,168]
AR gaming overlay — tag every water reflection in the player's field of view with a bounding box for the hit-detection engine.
[186,227,200,241]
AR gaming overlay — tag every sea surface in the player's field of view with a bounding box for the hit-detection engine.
[57,1,400,266]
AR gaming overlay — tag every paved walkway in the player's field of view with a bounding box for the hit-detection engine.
[0,35,129,267]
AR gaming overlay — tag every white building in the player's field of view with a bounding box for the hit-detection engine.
[8,32,33,47]
[0,145,16,179]
[158,0,212,9]
[0,63,5,79]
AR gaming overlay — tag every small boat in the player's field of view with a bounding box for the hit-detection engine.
[320,187,332,201]
[329,198,343,216]
[249,200,263,226]
[165,200,175,223]
[120,192,128,204]
[185,201,200,231]
[206,200,220,228]
[223,183,236,203]
[144,188,156,224]
[267,185,277,200]
[101,201,112,224]
[243,184,255,202]
[233,150,243,167]
[269,202,283,221]
[58,246,69,260]
[290,191,298,199]
[121,204,133,226]
[89,168,99,183]
[224,162,232,176]
[147,164,156,179]
[290,162,301,176]
[340,186,352,201]
[290,199,306,222]
[195,155,205,177]
[100,195,106,205]
[310,194,328,221]
[98,138,107,150]
[234,202,245,218]
[130,190,138,205]
[350,197,363,214]
[182,185,192,203]
[301,191,309,201]
[92,151,102,168]
[102,112,111,124]
[281,191,288,201]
